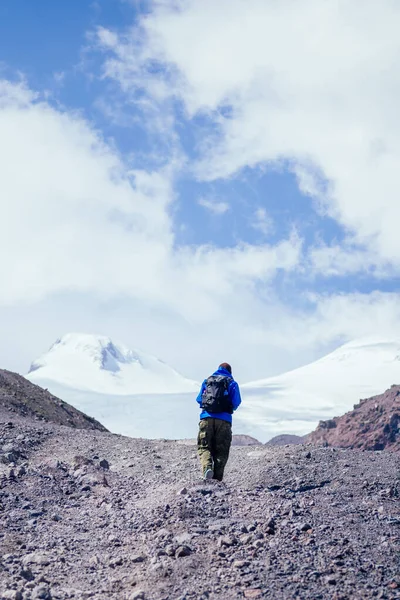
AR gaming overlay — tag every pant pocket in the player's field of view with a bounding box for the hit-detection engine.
[197,429,208,448]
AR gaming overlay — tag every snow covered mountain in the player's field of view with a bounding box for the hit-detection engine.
[239,338,400,442]
[27,333,198,395]
[24,335,400,442]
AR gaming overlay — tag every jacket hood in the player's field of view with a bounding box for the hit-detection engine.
[213,367,233,378]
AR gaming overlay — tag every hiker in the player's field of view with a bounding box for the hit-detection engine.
[196,363,242,481]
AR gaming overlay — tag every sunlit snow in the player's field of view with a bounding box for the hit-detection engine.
[26,335,400,443]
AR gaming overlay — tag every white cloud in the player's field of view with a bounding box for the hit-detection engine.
[198,196,230,215]
[97,0,400,274]
[0,78,306,380]
[0,79,299,318]
[251,207,273,237]
[308,243,394,278]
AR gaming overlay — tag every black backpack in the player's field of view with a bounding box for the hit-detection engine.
[200,375,233,414]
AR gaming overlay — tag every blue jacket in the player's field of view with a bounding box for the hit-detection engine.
[196,367,242,424]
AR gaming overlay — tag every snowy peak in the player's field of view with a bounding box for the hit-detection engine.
[27,333,198,395]
[244,337,400,388]
[29,333,143,375]
[237,337,400,443]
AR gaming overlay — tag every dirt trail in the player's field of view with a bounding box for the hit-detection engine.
[1,412,399,600]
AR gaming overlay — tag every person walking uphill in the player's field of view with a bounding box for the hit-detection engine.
[196,363,241,481]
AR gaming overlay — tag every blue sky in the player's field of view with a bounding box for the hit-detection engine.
[1,0,400,380]
[0,0,340,255]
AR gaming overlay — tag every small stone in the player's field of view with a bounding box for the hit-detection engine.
[218,535,236,548]
[109,557,123,567]
[2,443,15,452]
[175,532,192,545]
[52,514,62,522]
[175,545,192,558]
[156,528,171,539]
[32,584,52,600]
[3,554,14,562]
[178,487,188,496]
[233,560,250,569]
[165,545,176,556]
[1,591,23,600]
[22,553,50,567]
[244,590,263,599]
[300,523,312,532]
[240,534,253,544]
[99,459,109,470]
[131,555,145,563]
[128,591,145,600]
[20,567,34,581]
[29,511,44,518]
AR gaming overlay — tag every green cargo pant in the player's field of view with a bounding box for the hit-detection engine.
[197,418,232,481]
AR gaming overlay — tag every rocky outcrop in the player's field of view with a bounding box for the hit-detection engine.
[0,369,107,431]
[231,434,261,446]
[307,384,400,451]
[266,434,305,446]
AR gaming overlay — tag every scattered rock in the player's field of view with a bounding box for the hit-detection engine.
[109,557,123,567]
[175,545,192,558]
[175,532,192,544]
[128,591,145,600]
[31,584,52,600]
[218,535,237,547]
[131,555,146,564]
[244,590,263,599]
[233,560,250,569]
[1,591,23,600]
[22,554,50,567]
[0,385,399,600]
[20,568,34,581]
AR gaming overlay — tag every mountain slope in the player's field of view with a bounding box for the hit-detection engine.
[0,369,107,431]
[27,333,198,395]
[307,384,400,451]
[238,338,400,442]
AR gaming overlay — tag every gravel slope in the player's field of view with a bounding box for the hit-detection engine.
[0,370,106,432]
[1,410,399,600]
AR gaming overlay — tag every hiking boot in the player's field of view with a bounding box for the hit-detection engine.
[204,468,214,480]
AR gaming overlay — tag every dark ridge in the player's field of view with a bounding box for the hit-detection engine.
[0,368,107,431]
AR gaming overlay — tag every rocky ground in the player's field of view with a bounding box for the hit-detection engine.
[1,406,399,600]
